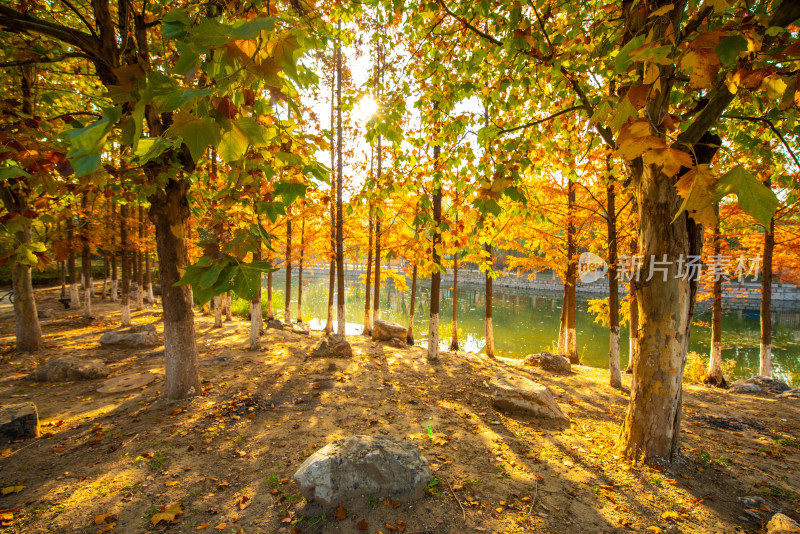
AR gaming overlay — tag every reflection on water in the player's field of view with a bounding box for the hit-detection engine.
[267,272,800,387]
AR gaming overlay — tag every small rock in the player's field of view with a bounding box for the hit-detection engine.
[294,435,432,511]
[312,335,352,358]
[0,402,39,440]
[729,376,790,395]
[292,323,310,336]
[487,372,569,427]
[767,513,800,533]
[372,319,407,343]
[523,352,571,374]
[779,388,800,399]
[266,319,284,330]
[99,324,160,349]
[32,357,110,382]
[37,309,56,319]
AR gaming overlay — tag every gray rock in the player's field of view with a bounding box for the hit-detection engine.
[32,357,110,382]
[292,323,310,336]
[99,324,160,349]
[487,373,569,426]
[779,388,800,399]
[372,319,407,343]
[311,335,352,358]
[294,435,432,510]
[0,402,39,440]
[767,513,800,533]
[266,319,284,330]
[523,352,571,374]
[729,376,790,395]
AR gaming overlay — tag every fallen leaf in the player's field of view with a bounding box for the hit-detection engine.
[1,486,24,495]
[197,523,210,530]
[96,522,115,533]
[357,519,369,530]
[647,527,663,534]
[334,506,347,520]
[661,510,681,521]
[93,514,113,525]
[165,481,178,487]
[214,523,226,530]
[151,503,183,525]
[237,495,251,510]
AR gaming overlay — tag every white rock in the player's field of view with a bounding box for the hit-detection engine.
[487,373,569,427]
[99,324,160,349]
[294,435,432,510]
[372,319,407,343]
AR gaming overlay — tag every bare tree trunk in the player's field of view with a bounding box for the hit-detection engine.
[266,272,275,320]
[148,178,201,399]
[81,195,92,317]
[565,180,578,363]
[285,216,292,324]
[608,179,621,388]
[325,58,336,336]
[427,113,442,362]
[557,282,567,354]
[145,251,154,304]
[373,220,381,323]
[67,213,80,308]
[707,204,725,386]
[213,294,222,328]
[627,282,638,374]
[760,212,774,378]
[450,252,459,351]
[297,217,305,323]
[101,254,108,300]
[136,205,145,310]
[225,290,232,321]
[120,203,131,326]
[407,263,417,345]
[110,204,118,303]
[335,22,346,336]
[249,248,262,350]
[485,243,495,358]
[59,261,66,300]
[363,214,373,335]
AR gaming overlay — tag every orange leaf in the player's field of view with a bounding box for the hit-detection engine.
[642,148,694,178]
[334,506,347,520]
[357,519,369,530]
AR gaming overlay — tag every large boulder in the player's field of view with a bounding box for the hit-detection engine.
[99,324,160,349]
[32,357,110,382]
[523,352,571,374]
[729,376,791,395]
[767,513,800,533]
[266,319,284,330]
[311,334,352,358]
[779,388,800,399]
[0,402,39,440]
[487,373,569,427]
[372,319,407,343]
[292,323,310,336]
[294,436,432,511]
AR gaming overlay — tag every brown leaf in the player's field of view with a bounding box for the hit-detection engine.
[357,519,369,530]
[93,514,113,525]
[151,503,183,525]
[237,495,252,510]
[334,506,347,520]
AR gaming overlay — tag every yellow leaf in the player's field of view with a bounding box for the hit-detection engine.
[93,514,113,525]
[674,164,718,227]
[151,503,183,525]
[680,49,721,88]
[615,135,667,161]
[662,510,682,521]
[214,524,227,530]
[197,523,210,530]
[165,481,178,487]
[761,74,787,100]
[647,527,664,534]
[642,148,694,178]
[649,4,674,17]
[1,486,24,495]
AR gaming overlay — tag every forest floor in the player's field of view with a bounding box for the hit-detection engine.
[1,285,799,534]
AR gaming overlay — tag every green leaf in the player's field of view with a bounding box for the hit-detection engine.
[165,116,221,162]
[217,117,268,162]
[152,87,214,114]
[66,106,122,176]
[229,16,276,39]
[255,200,286,222]
[134,137,178,164]
[715,35,748,67]
[502,186,526,205]
[0,166,31,180]
[613,35,645,73]
[714,165,779,227]
[609,97,637,133]
[161,9,191,39]
[273,181,307,206]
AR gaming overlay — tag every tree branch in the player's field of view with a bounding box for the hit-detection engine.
[434,0,503,46]
[560,67,616,147]
[673,84,736,150]
[495,105,584,134]
[0,51,89,68]
[58,0,98,38]
[0,5,102,61]
[721,114,800,171]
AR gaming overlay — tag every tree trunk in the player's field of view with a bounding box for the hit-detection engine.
[620,162,694,462]
[335,20,346,336]
[60,261,66,300]
[214,294,223,328]
[101,254,108,300]
[110,204,118,303]
[136,205,145,310]
[363,214,373,335]
[284,216,292,324]
[67,214,80,308]
[706,204,725,386]
[627,282,638,374]
[266,272,275,320]
[407,263,417,345]
[565,180,578,363]
[760,213,774,378]
[119,203,130,326]
[325,54,336,336]
[148,178,201,399]
[225,290,232,321]
[428,131,442,362]
[373,220,381,323]
[608,179,621,388]
[297,217,305,323]
[557,282,567,354]
[145,250,154,304]
[450,253,459,351]
[485,243,495,358]
[249,248,262,350]
[81,195,92,317]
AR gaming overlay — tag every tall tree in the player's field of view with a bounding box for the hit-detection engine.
[335,20,346,336]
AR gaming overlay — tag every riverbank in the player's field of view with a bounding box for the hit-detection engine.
[1,285,799,533]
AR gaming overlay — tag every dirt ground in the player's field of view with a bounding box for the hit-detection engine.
[1,285,799,534]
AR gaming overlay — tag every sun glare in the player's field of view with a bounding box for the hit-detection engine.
[354,95,378,123]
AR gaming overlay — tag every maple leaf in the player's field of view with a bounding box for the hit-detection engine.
[680,49,721,88]
[151,503,183,525]
[334,506,348,520]
[642,148,694,178]
[674,165,717,227]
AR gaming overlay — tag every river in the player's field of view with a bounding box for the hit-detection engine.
[262,271,800,387]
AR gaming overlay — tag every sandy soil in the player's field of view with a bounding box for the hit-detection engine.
[0,285,799,534]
